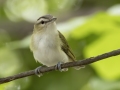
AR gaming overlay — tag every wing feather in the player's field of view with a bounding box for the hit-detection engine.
[58,31,75,61]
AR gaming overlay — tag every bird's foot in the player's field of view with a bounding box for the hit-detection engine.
[55,62,68,72]
[35,66,43,77]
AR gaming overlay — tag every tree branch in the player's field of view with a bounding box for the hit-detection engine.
[0,49,120,84]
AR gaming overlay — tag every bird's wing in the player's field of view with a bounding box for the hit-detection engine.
[58,31,76,61]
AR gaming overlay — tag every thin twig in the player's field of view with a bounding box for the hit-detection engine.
[0,49,120,84]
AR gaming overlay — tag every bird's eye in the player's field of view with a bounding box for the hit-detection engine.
[41,21,45,24]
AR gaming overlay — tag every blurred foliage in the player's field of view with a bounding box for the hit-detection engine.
[82,0,120,7]
[0,30,30,90]
[4,0,47,22]
[47,0,75,13]
[1,0,77,22]
[70,12,120,80]
[0,0,120,90]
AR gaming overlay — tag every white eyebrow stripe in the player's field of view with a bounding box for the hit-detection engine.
[39,18,49,22]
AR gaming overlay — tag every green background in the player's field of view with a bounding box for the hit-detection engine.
[0,0,120,90]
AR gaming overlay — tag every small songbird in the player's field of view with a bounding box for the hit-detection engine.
[30,15,79,76]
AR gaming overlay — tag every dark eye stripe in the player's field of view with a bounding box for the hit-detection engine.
[37,21,46,25]
[36,19,52,25]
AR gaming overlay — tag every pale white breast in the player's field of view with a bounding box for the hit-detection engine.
[32,24,69,66]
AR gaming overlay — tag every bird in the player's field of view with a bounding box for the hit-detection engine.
[30,14,80,76]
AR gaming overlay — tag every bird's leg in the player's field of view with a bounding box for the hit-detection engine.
[55,62,62,72]
[55,62,68,72]
[35,66,46,77]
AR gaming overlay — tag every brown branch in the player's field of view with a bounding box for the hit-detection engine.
[0,49,120,84]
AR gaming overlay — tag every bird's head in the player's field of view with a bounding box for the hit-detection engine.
[34,14,57,32]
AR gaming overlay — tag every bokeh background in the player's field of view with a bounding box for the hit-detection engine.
[0,0,120,90]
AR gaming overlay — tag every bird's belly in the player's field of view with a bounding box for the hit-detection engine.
[33,47,69,67]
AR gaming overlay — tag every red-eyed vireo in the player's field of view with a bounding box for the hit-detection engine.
[30,15,80,76]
